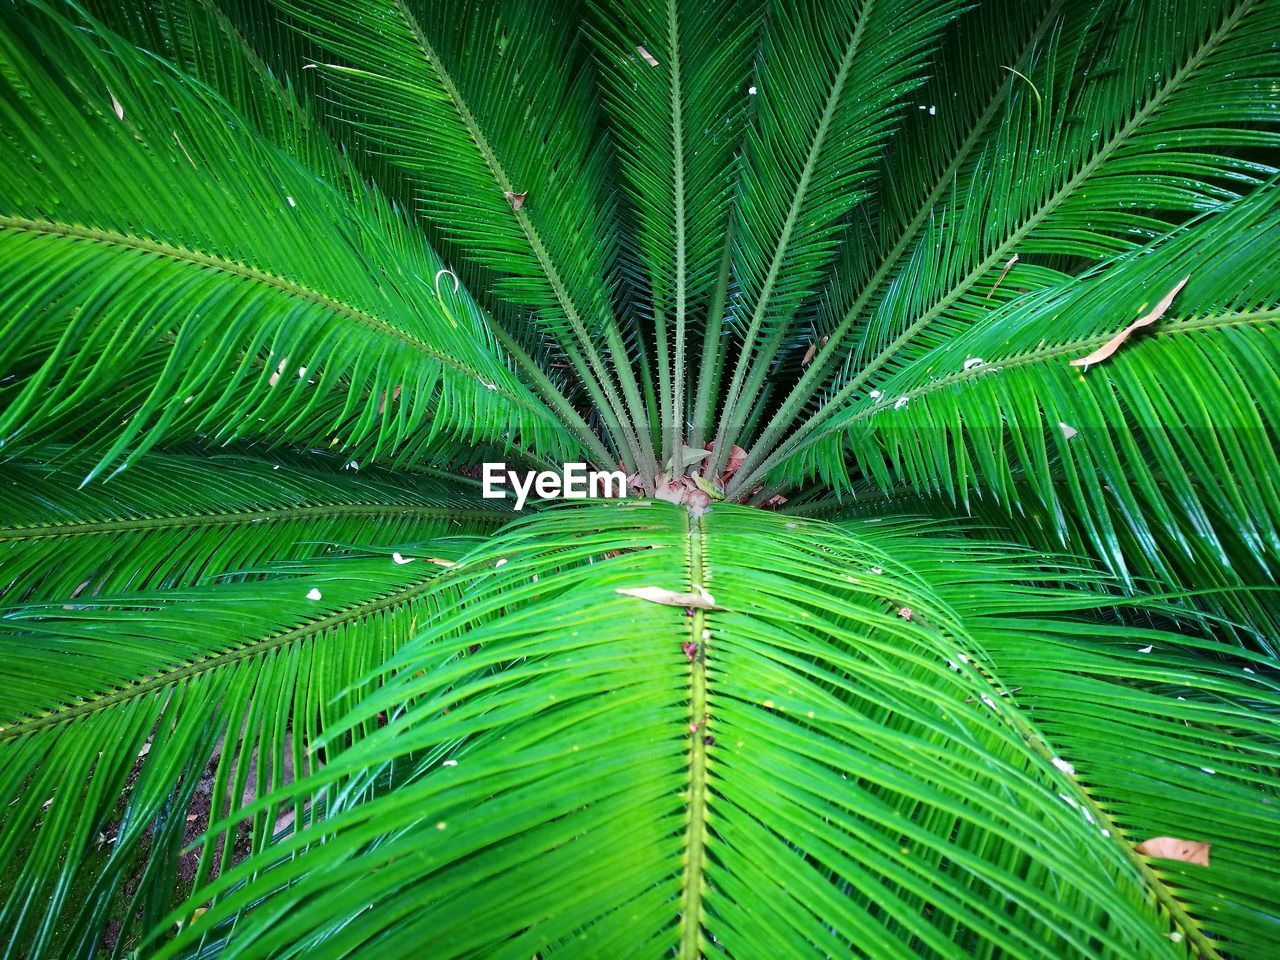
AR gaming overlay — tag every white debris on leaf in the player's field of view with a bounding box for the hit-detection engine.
[392,552,414,565]
[345,461,359,471]
[286,196,296,208]
[1051,757,1075,775]
[1059,422,1078,440]
[441,759,458,767]
[893,396,909,410]
[748,85,757,95]
[963,357,985,371]
[1168,933,1184,944]
[1058,793,1080,810]
[868,566,883,575]
[434,268,459,296]
[636,45,659,67]
[108,90,124,119]
[1201,767,1216,775]
[1138,644,1153,653]
[306,588,323,601]
[495,558,508,568]
[869,389,882,399]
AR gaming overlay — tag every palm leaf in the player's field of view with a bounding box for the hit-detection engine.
[734,0,1279,489]
[133,504,1280,959]
[0,2,579,478]
[0,543,478,957]
[275,0,655,475]
[772,186,1280,633]
[709,0,962,470]
[2,0,1279,956]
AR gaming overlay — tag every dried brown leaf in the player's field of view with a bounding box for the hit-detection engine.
[617,585,718,609]
[1135,836,1210,866]
[985,254,1019,300]
[503,190,527,211]
[723,444,748,479]
[1070,276,1190,367]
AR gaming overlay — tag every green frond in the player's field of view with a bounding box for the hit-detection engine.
[774,187,1280,624]
[734,0,1279,488]
[274,0,653,473]
[102,504,1275,959]
[587,0,758,461]
[710,0,962,464]
[0,548,475,957]
[0,1,580,478]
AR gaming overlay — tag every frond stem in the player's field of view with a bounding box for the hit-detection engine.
[677,509,711,959]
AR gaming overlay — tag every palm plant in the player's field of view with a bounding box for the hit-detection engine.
[1,0,1278,955]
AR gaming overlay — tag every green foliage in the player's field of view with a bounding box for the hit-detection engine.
[0,0,1277,957]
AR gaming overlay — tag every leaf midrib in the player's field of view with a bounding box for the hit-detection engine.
[0,501,505,542]
[848,307,1280,424]
[678,509,711,959]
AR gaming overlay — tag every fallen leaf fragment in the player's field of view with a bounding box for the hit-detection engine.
[306,588,322,601]
[503,190,527,211]
[1070,276,1190,367]
[1059,421,1078,440]
[1135,836,1210,867]
[108,90,124,120]
[802,341,817,365]
[617,585,718,609]
[392,552,414,565]
[985,253,1019,300]
[425,558,456,567]
[636,45,659,67]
